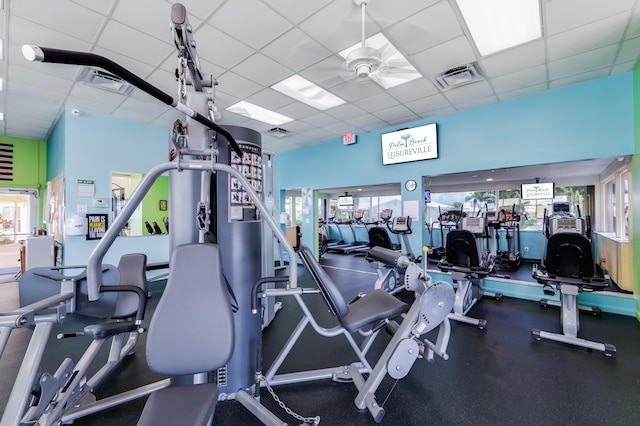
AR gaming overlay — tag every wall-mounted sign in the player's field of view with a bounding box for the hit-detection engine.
[381,123,438,165]
[521,182,554,200]
[343,133,357,145]
[86,213,108,240]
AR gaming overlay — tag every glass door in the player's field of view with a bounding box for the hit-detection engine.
[0,188,38,274]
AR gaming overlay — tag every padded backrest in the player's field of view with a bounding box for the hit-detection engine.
[112,253,148,319]
[298,244,349,318]
[545,233,595,279]
[146,244,234,376]
[368,227,392,249]
[446,229,480,268]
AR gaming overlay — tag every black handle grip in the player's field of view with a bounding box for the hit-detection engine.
[22,45,243,158]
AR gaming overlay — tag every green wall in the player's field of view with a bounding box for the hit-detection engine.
[633,62,640,320]
[0,135,47,224]
[141,175,169,235]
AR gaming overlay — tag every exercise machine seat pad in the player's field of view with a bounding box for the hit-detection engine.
[341,289,408,332]
[544,232,595,279]
[145,243,234,376]
[112,253,148,319]
[298,245,408,332]
[445,229,480,269]
[137,383,219,426]
[368,227,393,249]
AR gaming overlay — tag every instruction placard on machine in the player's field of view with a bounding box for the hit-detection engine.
[229,142,262,221]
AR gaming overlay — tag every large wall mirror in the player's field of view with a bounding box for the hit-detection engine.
[112,172,169,237]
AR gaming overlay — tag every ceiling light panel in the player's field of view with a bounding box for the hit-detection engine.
[456,0,542,56]
[272,75,346,110]
[226,101,294,126]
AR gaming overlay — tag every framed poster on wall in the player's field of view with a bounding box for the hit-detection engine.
[86,214,108,240]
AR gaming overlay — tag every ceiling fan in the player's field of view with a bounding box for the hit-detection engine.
[340,0,421,87]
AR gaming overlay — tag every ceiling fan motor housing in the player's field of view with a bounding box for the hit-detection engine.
[346,46,382,78]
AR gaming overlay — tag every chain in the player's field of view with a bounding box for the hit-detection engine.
[258,375,320,425]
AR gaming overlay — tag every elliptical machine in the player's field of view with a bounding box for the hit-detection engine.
[366,216,419,294]
[531,203,615,356]
[437,214,502,329]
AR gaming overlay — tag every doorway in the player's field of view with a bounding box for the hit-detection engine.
[0,188,38,274]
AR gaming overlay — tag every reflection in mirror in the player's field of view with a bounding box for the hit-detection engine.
[111,172,169,237]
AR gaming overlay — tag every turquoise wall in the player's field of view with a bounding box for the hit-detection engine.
[52,107,170,266]
[279,73,634,258]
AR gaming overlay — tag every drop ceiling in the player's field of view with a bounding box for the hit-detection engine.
[0,0,639,156]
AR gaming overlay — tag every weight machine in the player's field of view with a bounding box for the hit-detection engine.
[7,3,299,425]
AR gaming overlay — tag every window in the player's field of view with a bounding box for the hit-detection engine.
[601,167,630,239]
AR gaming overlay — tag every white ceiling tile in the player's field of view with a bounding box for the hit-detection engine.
[65,95,118,115]
[344,114,388,131]
[325,103,368,121]
[70,0,117,16]
[280,120,315,134]
[386,77,439,104]
[353,92,399,113]
[625,7,640,38]
[372,105,419,123]
[479,39,545,78]
[300,1,376,52]
[165,0,224,19]
[231,53,293,87]
[245,88,295,111]
[368,0,438,29]
[611,60,636,74]
[548,45,618,79]
[442,81,494,104]
[453,95,499,111]
[215,72,263,100]
[193,24,255,70]
[385,2,463,56]
[2,0,638,152]
[209,0,292,50]
[111,0,173,41]
[91,46,156,79]
[9,17,91,55]
[549,68,613,90]
[301,112,342,128]
[544,0,635,35]
[12,0,106,41]
[405,94,451,115]
[330,80,385,103]
[262,0,332,24]
[411,36,477,78]
[261,29,332,72]
[277,101,322,121]
[547,12,628,61]
[97,20,173,66]
[616,36,640,63]
[298,56,349,89]
[490,64,547,93]
[497,83,549,101]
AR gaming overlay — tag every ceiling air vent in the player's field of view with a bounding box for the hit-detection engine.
[78,67,134,95]
[433,63,484,91]
[264,127,292,138]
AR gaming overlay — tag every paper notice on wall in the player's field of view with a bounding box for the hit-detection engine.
[403,200,419,222]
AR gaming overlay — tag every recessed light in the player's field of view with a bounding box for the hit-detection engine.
[456,0,541,56]
[272,75,345,111]
[226,101,293,126]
